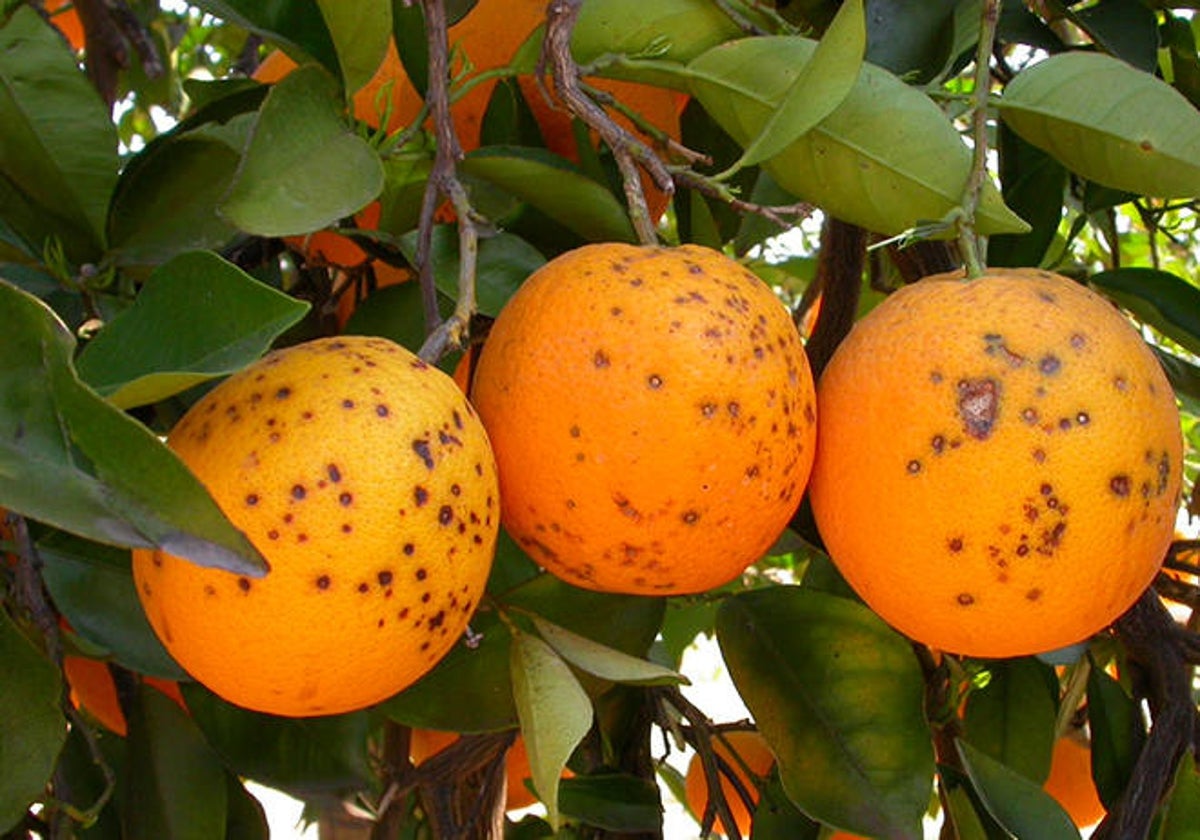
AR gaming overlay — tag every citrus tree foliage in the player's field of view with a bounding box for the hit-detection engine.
[2,1,1200,839]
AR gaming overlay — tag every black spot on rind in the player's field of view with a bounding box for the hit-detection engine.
[327,464,342,483]
[412,439,434,469]
[957,593,975,606]
[291,485,307,500]
[1039,354,1061,375]
[438,505,454,526]
[377,570,393,586]
[1110,475,1131,497]
[316,575,331,590]
[414,486,429,506]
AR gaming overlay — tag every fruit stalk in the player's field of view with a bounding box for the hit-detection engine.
[957,0,1003,278]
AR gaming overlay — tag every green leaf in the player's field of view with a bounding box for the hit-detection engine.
[0,6,119,263]
[1088,268,1200,358]
[1072,0,1159,73]
[397,225,546,318]
[956,739,1081,840]
[0,279,267,576]
[123,685,230,840]
[38,531,186,679]
[182,684,373,800]
[863,0,960,84]
[190,0,339,76]
[729,0,864,172]
[220,65,384,237]
[941,778,994,840]
[998,51,1200,198]
[749,769,823,840]
[529,615,687,686]
[989,121,1068,269]
[0,608,67,834]
[688,36,1029,237]
[962,658,1057,784]
[75,251,310,409]
[715,587,934,839]
[108,120,251,266]
[1086,667,1144,809]
[511,630,594,828]
[459,147,638,243]
[317,0,391,95]
[224,775,270,840]
[1160,750,1200,839]
[558,773,663,833]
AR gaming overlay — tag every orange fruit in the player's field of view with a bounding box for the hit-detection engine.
[1044,733,1106,828]
[809,268,1183,658]
[132,337,499,717]
[63,655,185,737]
[470,243,816,595]
[45,0,84,52]
[409,729,555,811]
[683,730,775,837]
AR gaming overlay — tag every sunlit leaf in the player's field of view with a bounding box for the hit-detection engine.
[75,251,310,409]
[0,609,67,834]
[1089,268,1200,359]
[0,280,267,576]
[999,51,1200,197]
[317,0,391,95]
[0,7,119,263]
[956,739,1081,840]
[220,65,384,237]
[689,36,1029,236]
[529,615,687,686]
[511,630,593,828]
[716,587,934,839]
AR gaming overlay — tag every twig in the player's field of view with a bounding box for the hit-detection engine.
[956,0,1002,278]
[540,0,673,245]
[413,0,482,364]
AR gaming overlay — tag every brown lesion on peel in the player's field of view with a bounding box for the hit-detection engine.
[957,378,1000,440]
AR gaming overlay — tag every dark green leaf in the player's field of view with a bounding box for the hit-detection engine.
[0,280,267,576]
[0,7,119,263]
[864,0,959,83]
[962,658,1057,784]
[459,147,637,243]
[729,0,864,172]
[716,587,933,839]
[689,36,1029,236]
[750,769,823,840]
[0,608,67,834]
[75,251,310,409]
[123,686,229,840]
[182,684,373,800]
[956,739,1081,840]
[1163,14,1200,110]
[1155,347,1200,414]
[55,726,124,840]
[189,0,339,76]
[1072,0,1159,73]
[38,531,186,679]
[1086,667,1144,809]
[220,65,384,237]
[108,122,249,266]
[1088,268,1200,358]
[999,51,1200,198]
[317,0,391,94]
[1159,750,1200,839]
[224,775,270,840]
[511,630,593,827]
[988,122,1067,269]
[558,773,662,833]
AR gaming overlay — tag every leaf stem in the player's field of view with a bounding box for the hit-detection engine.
[957,0,1002,278]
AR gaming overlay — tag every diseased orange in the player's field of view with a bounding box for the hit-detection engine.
[132,337,499,717]
[809,268,1183,658]
[683,730,775,837]
[1044,733,1106,828]
[63,655,185,737]
[470,243,816,595]
[409,729,557,811]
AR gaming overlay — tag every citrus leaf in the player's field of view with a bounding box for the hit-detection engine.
[989,122,1068,269]
[941,779,992,840]
[715,587,934,839]
[558,773,663,833]
[529,615,687,686]
[962,658,1057,784]
[316,0,391,95]
[124,686,230,840]
[190,0,339,76]
[0,608,67,834]
[730,0,864,172]
[956,739,1081,840]
[511,630,593,828]
[750,769,824,839]
[1086,667,1145,809]
[1160,751,1200,839]
[998,51,1200,198]
[182,683,374,799]
[37,531,186,679]
[0,279,267,576]
[688,36,1029,236]
[459,147,637,243]
[1088,267,1200,358]
[220,64,384,237]
[0,6,119,263]
[75,251,310,409]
